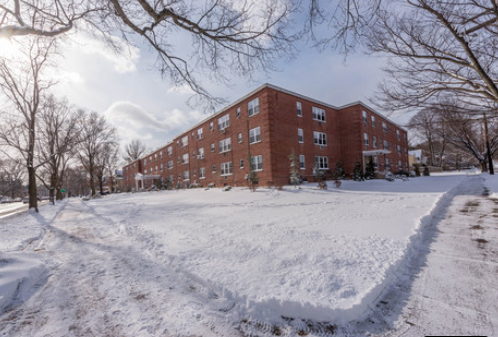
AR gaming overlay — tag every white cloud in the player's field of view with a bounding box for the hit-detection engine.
[167,84,195,95]
[70,33,140,74]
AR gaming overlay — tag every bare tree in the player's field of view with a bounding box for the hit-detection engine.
[0,157,25,199]
[35,95,81,204]
[94,141,120,194]
[124,139,148,164]
[0,0,296,106]
[78,110,119,197]
[407,108,448,167]
[0,36,57,212]
[362,1,498,110]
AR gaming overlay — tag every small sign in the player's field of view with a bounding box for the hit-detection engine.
[61,189,66,193]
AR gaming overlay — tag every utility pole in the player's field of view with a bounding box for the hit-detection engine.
[483,112,494,175]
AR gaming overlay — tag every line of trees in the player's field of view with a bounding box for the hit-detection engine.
[0,37,119,212]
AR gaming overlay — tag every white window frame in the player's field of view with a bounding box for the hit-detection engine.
[219,138,232,153]
[382,122,387,133]
[312,107,326,122]
[218,114,230,131]
[297,102,302,117]
[248,97,260,117]
[167,146,172,156]
[362,110,368,125]
[313,131,327,146]
[181,136,188,147]
[299,155,305,170]
[251,155,263,171]
[182,153,189,165]
[373,136,378,148]
[238,133,242,143]
[220,162,233,176]
[197,128,203,140]
[199,167,206,179]
[314,156,329,170]
[249,127,261,144]
[240,159,244,168]
[198,147,204,159]
[364,133,369,146]
[298,128,304,143]
[371,115,376,128]
[183,170,190,180]
[211,143,215,152]
[383,140,388,150]
[236,107,241,118]
[167,160,173,169]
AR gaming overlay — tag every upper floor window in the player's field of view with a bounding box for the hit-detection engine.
[218,114,230,131]
[236,107,241,118]
[362,110,368,125]
[383,140,388,150]
[313,131,327,146]
[312,107,326,122]
[167,160,173,169]
[197,128,203,140]
[373,136,378,148]
[297,102,302,117]
[298,128,304,143]
[210,122,214,131]
[397,145,401,155]
[167,146,172,155]
[182,153,189,164]
[396,130,401,141]
[211,143,215,152]
[249,127,261,144]
[364,133,369,146]
[371,116,376,128]
[198,147,204,159]
[181,136,188,147]
[159,151,163,159]
[382,122,387,133]
[248,97,260,117]
[160,164,163,172]
[154,153,157,161]
[238,133,242,143]
[219,138,232,153]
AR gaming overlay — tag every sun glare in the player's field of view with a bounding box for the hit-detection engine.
[0,38,19,58]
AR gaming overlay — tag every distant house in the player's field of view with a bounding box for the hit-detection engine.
[122,84,409,189]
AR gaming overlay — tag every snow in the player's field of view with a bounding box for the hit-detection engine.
[0,170,495,336]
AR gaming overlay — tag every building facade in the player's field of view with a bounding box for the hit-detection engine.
[122,84,409,190]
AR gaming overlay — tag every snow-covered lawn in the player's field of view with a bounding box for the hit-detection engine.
[0,171,495,336]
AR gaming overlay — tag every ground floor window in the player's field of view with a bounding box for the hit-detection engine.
[315,156,329,170]
[299,155,305,170]
[251,155,263,171]
[199,167,205,179]
[220,162,233,176]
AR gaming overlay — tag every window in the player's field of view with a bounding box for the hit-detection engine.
[312,107,326,122]
[249,127,261,144]
[182,153,189,165]
[237,107,241,118]
[297,102,302,117]
[248,97,260,117]
[251,155,263,171]
[240,159,244,168]
[212,165,216,173]
[181,136,188,147]
[160,164,163,172]
[155,166,158,173]
[313,131,327,146]
[168,160,173,169]
[382,122,387,133]
[159,151,163,159]
[364,133,369,146]
[154,154,157,161]
[198,147,204,159]
[177,156,180,163]
[211,143,215,152]
[373,156,379,168]
[373,136,378,148]
[398,160,402,169]
[298,128,304,143]
[191,132,194,140]
[210,122,214,131]
[397,145,401,155]
[183,170,190,180]
[199,167,206,179]
[371,115,376,128]
[193,168,197,177]
[362,110,368,125]
[299,155,305,170]
[149,156,152,163]
[385,158,390,169]
[167,146,172,155]
[143,159,146,166]
[218,114,230,130]
[169,175,174,182]
[197,128,203,139]
[238,133,242,143]
[192,150,196,158]
[219,138,232,153]
[396,130,401,141]
[383,140,388,150]
[315,156,329,170]
[220,162,233,176]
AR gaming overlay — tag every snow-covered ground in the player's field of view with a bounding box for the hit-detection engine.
[0,171,496,336]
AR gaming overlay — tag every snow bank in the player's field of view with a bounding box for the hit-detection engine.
[0,253,46,315]
[88,173,469,326]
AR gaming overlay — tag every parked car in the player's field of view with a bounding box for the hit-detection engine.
[0,197,11,204]
[22,197,29,204]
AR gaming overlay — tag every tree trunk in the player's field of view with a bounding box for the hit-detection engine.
[480,160,488,172]
[89,158,95,196]
[28,166,38,212]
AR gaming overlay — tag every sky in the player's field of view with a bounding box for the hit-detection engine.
[0,12,411,161]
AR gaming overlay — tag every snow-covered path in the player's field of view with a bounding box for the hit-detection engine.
[0,200,242,337]
[339,176,498,336]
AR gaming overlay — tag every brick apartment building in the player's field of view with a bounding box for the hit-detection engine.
[122,84,408,190]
